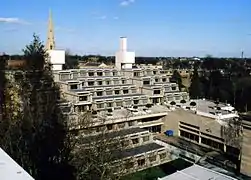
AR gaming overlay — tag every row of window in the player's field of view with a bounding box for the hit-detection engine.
[180,130,225,152]
[69,80,129,89]
[164,86,178,91]
[143,77,167,85]
[124,151,167,169]
[133,70,162,77]
[94,89,137,97]
[96,99,148,108]
[60,71,120,80]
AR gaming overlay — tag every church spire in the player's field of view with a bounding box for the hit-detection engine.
[46,9,55,50]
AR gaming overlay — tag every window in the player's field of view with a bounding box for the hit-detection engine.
[107,124,113,130]
[122,80,126,84]
[106,81,110,85]
[88,72,94,76]
[106,90,113,95]
[60,74,69,80]
[134,72,140,77]
[73,73,78,79]
[105,72,111,76]
[149,155,156,162]
[154,90,161,94]
[128,121,134,126]
[172,87,177,91]
[116,101,122,107]
[113,71,117,76]
[88,81,94,86]
[159,153,166,159]
[115,90,120,95]
[121,140,130,147]
[79,96,87,101]
[131,89,137,93]
[132,138,139,144]
[97,103,104,109]
[124,160,134,169]
[118,122,125,128]
[162,78,166,82]
[143,81,150,85]
[70,84,78,90]
[97,81,103,85]
[133,100,139,104]
[114,80,119,85]
[142,136,150,142]
[80,71,86,76]
[137,159,145,166]
[155,79,159,82]
[97,91,103,96]
[97,72,103,76]
[123,89,129,94]
[107,102,112,107]
[153,71,156,75]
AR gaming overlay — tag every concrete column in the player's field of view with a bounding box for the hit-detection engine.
[139,137,143,145]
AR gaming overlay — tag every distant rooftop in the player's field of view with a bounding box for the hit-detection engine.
[115,143,164,160]
[158,164,237,180]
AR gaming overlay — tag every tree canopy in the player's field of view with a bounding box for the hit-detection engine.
[0,34,74,180]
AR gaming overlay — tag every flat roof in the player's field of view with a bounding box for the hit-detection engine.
[166,109,223,137]
[158,164,237,180]
[115,143,164,159]
[190,99,235,115]
[80,127,148,144]
[0,148,34,180]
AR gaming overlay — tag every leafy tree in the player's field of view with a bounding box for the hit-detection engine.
[189,67,204,99]
[23,34,46,70]
[0,34,74,180]
[64,49,79,69]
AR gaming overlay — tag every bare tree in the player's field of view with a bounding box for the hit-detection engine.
[221,117,243,149]
[69,111,125,180]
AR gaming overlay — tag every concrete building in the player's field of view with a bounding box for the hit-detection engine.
[47,11,245,176]
[159,99,242,171]
[239,114,251,176]
[52,36,190,174]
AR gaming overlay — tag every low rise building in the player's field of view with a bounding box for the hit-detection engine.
[161,99,242,171]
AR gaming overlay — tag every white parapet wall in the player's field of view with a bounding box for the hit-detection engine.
[47,50,65,71]
[0,148,34,180]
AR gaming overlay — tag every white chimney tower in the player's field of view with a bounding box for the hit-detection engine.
[120,37,127,51]
[115,37,135,70]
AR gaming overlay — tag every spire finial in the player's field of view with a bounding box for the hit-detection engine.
[46,9,55,51]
